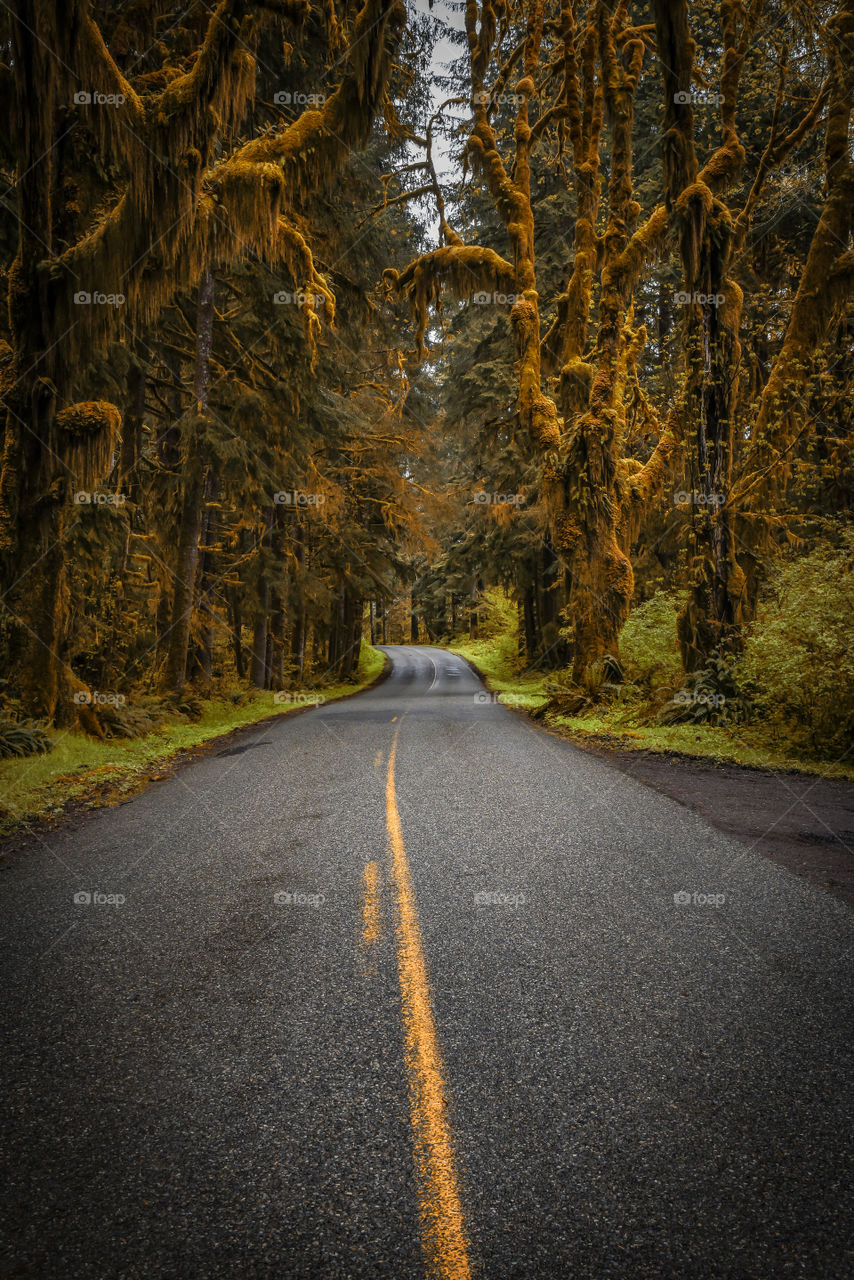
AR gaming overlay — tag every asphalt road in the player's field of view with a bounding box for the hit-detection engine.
[1,645,852,1279]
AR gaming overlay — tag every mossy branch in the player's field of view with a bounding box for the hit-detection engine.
[384,243,516,358]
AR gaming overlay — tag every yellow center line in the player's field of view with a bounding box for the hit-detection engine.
[385,723,473,1280]
[361,861,381,951]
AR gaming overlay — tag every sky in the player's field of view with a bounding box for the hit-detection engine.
[409,0,469,183]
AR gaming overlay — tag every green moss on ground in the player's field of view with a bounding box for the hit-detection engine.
[0,643,387,837]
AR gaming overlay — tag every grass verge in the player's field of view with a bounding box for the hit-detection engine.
[0,643,387,840]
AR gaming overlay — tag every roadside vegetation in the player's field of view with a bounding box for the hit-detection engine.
[449,572,854,780]
[0,644,385,837]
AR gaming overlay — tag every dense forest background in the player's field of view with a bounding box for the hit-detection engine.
[0,0,852,766]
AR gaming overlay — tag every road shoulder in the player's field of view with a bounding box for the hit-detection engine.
[456,650,854,909]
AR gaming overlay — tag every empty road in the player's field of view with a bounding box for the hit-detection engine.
[1,646,852,1278]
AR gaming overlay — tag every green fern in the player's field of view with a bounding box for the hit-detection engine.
[0,722,53,758]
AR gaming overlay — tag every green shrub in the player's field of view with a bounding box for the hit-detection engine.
[738,536,854,755]
[619,591,682,692]
[658,653,747,726]
[475,587,518,641]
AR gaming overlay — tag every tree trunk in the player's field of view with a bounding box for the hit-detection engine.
[269,590,286,690]
[163,267,215,694]
[99,527,131,689]
[0,9,72,720]
[341,594,361,680]
[120,362,145,502]
[554,19,644,679]
[250,580,270,689]
[523,584,537,659]
[228,587,245,679]
[469,581,480,640]
[164,467,206,694]
[290,611,306,684]
[195,468,219,691]
[652,0,747,669]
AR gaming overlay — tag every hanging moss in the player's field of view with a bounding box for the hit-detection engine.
[55,401,122,439]
[56,401,122,491]
[738,0,854,520]
[385,243,516,358]
[547,0,651,675]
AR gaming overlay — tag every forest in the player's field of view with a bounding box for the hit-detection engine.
[0,0,852,811]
